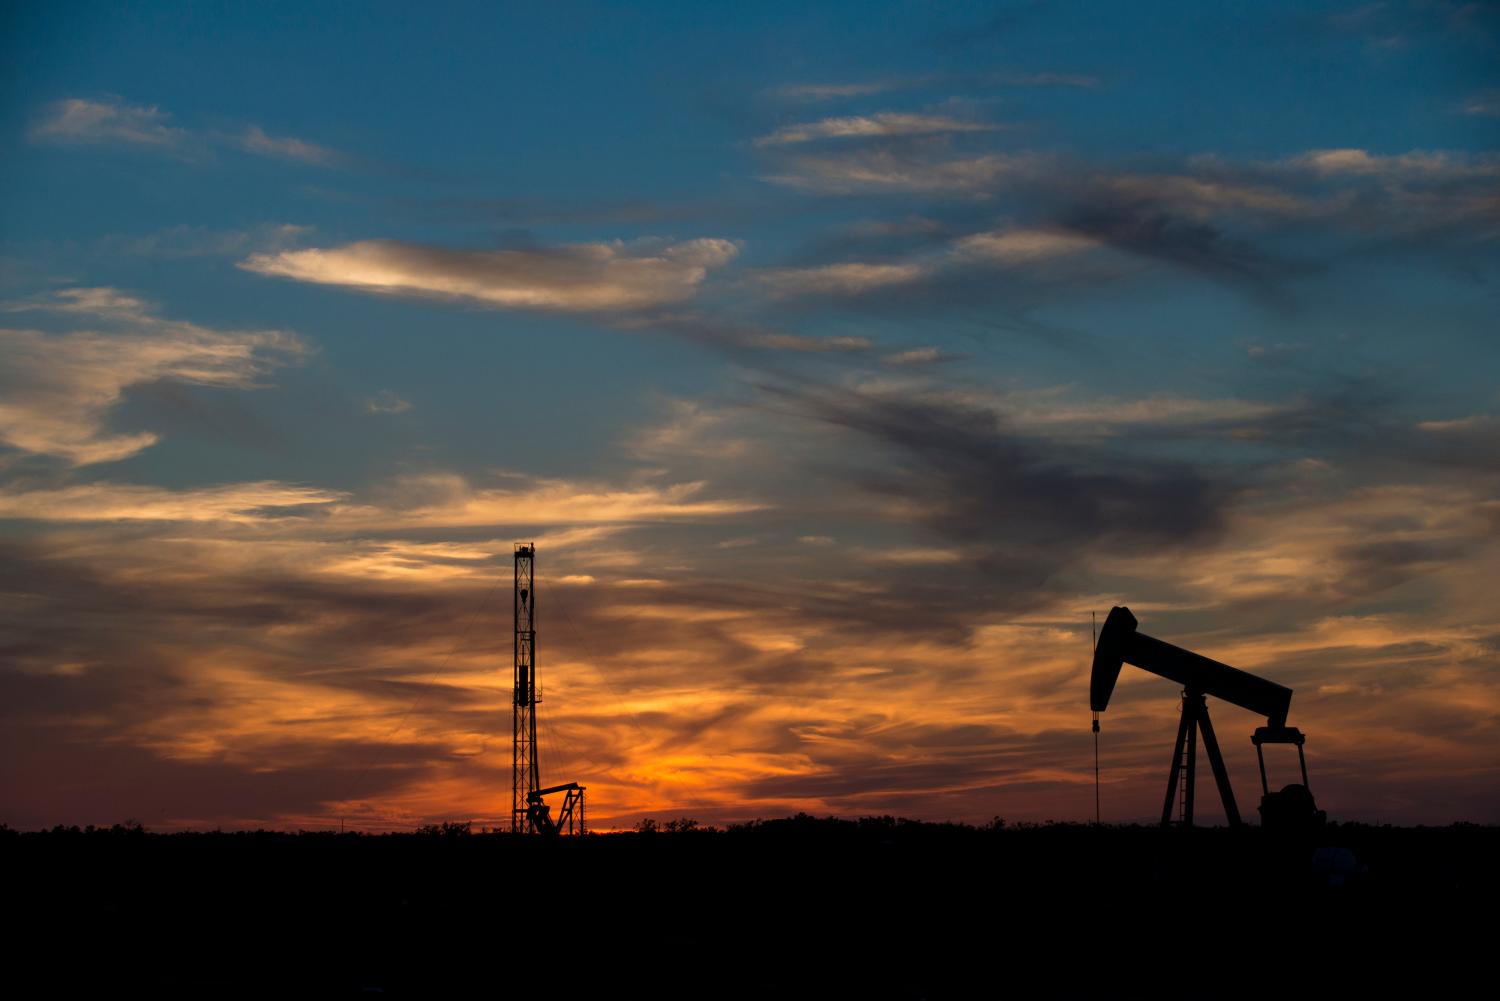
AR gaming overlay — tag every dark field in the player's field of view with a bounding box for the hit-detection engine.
[6,818,1492,998]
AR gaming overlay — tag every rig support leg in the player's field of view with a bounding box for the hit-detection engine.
[1161,696,1193,826]
[1197,701,1241,826]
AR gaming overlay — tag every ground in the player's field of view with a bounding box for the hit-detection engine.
[6,818,1491,997]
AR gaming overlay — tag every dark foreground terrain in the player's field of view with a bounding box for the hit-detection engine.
[5,817,1493,997]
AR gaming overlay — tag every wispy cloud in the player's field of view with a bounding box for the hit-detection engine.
[756,113,1000,146]
[30,97,184,148]
[1284,147,1500,180]
[242,238,740,312]
[628,312,873,353]
[758,261,931,297]
[30,96,342,167]
[770,70,1099,103]
[762,140,1496,246]
[364,390,413,415]
[767,150,1040,193]
[353,473,765,528]
[628,400,753,461]
[1458,92,1500,117]
[953,227,1101,261]
[235,125,341,165]
[7,286,155,322]
[0,288,305,465]
[0,469,763,531]
[1098,172,1311,218]
[882,346,951,366]
[748,332,873,352]
[0,481,341,523]
[997,71,1100,88]
[97,223,313,260]
[773,81,895,101]
[741,224,1104,307]
[752,141,1499,308]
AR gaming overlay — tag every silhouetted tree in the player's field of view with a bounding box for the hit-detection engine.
[416,821,471,837]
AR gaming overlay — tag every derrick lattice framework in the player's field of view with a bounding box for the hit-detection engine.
[512,544,539,833]
[510,543,585,835]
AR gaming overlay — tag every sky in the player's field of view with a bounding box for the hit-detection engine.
[2,0,1498,831]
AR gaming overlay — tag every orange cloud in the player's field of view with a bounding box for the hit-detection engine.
[0,481,340,522]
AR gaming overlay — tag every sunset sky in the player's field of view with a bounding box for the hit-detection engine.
[3,1,1498,831]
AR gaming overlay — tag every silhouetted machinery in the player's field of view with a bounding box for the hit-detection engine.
[512,544,585,835]
[527,782,585,836]
[1091,606,1323,828]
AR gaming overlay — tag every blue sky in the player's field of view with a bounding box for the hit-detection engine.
[2,1,1498,830]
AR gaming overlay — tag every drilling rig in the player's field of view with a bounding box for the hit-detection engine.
[512,544,585,835]
[1090,606,1322,828]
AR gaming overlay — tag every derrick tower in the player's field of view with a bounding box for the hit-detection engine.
[511,543,585,835]
[512,544,539,833]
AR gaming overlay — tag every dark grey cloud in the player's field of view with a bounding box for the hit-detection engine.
[1335,538,1471,593]
[1292,0,1499,48]
[1057,202,1302,303]
[755,376,1234,562]
[930,1,1052,51]
[748,134,1500,318]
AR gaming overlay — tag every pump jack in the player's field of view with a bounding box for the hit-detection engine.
[527,783,585,836]
[1090,606,1322,828]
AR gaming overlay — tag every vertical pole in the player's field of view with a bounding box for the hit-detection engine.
[1183,692,1199,827]
[1092,713,1100,826]
[1091,612,1100,826]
